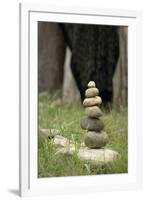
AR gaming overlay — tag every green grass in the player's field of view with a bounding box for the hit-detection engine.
[38,94,128,177]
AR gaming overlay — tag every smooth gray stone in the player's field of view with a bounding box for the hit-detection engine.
[85,88,99,98]
[56,146,118,165]
[83,96,102,107]
[87,81,96,88]
[85,106,102,118]
[80,116,104,131]
[84,131,108,148]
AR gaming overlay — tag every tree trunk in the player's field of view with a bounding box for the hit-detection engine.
[62,47,81,105]
[113,27,128,107]
[38,22,65,94]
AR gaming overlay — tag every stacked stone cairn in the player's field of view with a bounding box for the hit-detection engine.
[80,81,109,148]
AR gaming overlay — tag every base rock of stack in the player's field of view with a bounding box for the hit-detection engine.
[80,116,104,131]
[54,135,118,165]
[84,131,108,148]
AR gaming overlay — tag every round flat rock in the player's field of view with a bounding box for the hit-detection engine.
[85,88,99,98]
[84,131,108,148]
[85,106,102,118]
[83,96,102,107]
[80,116,104,131]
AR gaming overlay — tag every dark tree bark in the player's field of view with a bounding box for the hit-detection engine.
[60,23,119,106]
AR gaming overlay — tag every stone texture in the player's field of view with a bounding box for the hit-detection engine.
[56,145,118,165]
[53,135,70,148]
[84,131,108,148]
[85,88,99,98]
[85,106,102,118]
[83,96,102,107]
[88,81,96,88]
[38,128,61,141]
[80,116,104,131]
[78,148,118,164]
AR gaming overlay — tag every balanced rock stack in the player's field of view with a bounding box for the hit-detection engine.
[80,81,108,148]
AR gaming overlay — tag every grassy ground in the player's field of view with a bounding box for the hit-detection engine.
[38,94,128,177]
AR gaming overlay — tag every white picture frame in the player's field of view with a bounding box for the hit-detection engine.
[19,3,143,197]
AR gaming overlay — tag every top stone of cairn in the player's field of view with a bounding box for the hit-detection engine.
[88,81,96,88]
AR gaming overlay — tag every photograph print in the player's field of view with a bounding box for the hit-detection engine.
[38,21,128,178]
